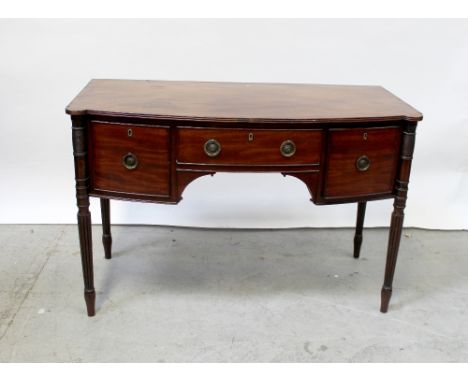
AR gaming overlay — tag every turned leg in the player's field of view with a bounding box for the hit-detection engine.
[100,198,112,259]
[353,201,366,258]
[380,123,416,313]
[77,200,95,317]
[72,117,96,317]
[380,195,406,313]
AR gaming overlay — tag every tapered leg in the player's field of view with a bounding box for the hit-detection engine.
[72,117,96,317]
[380,195,406,313]
[380,123,416,313]
[353,201,366,258]
[78,207,95,316]
[100,198,112,259]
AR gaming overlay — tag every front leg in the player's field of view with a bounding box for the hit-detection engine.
[77,198,95,316]
[380,194,406,313]
[380,123,416,313]
[72,117,95,317]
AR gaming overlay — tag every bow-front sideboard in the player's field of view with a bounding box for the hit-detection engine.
[66,79,422,316]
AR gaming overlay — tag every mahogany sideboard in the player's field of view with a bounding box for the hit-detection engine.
[66,79,423,316]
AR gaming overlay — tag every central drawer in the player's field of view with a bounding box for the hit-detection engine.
[177,127,322,166]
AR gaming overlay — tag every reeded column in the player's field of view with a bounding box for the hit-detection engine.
[380,123,417,313]
[72,116,95,317]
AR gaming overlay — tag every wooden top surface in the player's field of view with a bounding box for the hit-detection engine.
[66,79,422,123]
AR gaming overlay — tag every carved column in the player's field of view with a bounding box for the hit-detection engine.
[380,123,417,313]
[72,116,95,317]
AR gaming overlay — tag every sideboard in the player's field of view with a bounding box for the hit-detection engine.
[66,79,423,316]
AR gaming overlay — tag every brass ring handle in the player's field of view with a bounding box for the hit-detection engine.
[204,139,221,157]
[356,155,371,172]
[280,140,296,157]
[122,152,138,170]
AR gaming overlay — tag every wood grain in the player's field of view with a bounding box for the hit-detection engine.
[324,127,401,198]
[177,127,322,166]
[89,121,170,197]
[66,79,423,123]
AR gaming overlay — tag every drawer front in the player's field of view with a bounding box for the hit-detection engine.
[324,127,401,198]
[177,127,322,166]
[89,122,170,197]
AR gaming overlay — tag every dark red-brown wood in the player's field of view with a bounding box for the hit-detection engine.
[177,127,322,166]
[100,198,112,260]
[324,127,401,198]
[89,121,170,198]
[72,115,95,317]
[67,79,422,316]
[380,123,417,313]
[66,79,423,123]
[353,201,367,259]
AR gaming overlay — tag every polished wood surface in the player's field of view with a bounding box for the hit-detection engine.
[67,80,422,317]
[66,79,423,123]
[177,128,322,166]
[89,121,170,197]
[324,127,401,198]
[380,124,417,313]
[71,116,95,317]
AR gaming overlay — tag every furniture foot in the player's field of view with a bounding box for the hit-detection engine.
[100,198,112,259]
[353,201,366,258]
[380,286,392,313]
[84,289,96,317]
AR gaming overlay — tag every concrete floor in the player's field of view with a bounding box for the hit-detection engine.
[0,225,467,362]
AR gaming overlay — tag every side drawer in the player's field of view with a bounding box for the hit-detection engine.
[177,127,322,166]
[89,121,170,197]
[324,127,401,198]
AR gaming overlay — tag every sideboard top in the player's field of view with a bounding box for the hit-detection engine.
[66,79,423,123]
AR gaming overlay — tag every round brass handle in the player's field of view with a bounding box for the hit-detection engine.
[122,152,138,170]
[280,140,296,157]
[356,155,371,172]
[204,139,221,157]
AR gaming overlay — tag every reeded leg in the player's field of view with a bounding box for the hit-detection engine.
[353,201,366,259]
[380,195,406,313]
[77,203,95,316]
[100,198,112,259]
[73,117,96,317]
[380,123,416,313]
